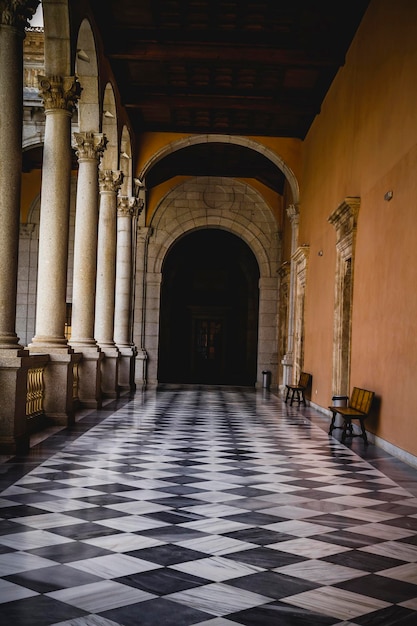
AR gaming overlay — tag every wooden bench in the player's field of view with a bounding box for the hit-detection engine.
[328,387,375,444]
[285,372,311,406]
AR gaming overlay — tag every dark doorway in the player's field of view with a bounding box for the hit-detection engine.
[158,229,260,385]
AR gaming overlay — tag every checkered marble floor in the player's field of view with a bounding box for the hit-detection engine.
[1,386,417,625]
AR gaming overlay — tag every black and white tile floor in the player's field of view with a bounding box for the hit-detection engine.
[1,386,417,625]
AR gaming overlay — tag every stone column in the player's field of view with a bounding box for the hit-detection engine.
[0,1,43,455]
[282,203,299,386]
[0,1,38,351]
[70,132,107,408]
[28,73,82,424]
[95,169,123,397]
[114,196,141,392]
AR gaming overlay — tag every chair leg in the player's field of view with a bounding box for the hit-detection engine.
[301,391,306,406]
[285,387,290,403]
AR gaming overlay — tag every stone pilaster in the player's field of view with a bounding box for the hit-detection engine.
[134,226,153,388]
[114,196,142,392]
[70,132,107,408]
[282,203,300,386]
[95,169,123,397]
[28,73,81,424]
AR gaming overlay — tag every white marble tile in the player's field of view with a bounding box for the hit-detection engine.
[104,500,170,514]
[260,505,322,519]
[95,515,169,532]
[82,533,163,552]
[268,537,350,558]
[171,555,264,582]
[10,512,84,529]
[179,518,252,534]
[0,578,39,604]
[281,585,391,620]
[378,562,417,584]
[1,530,73,550]
[359,540,417,562]
[68,554,161,578]
[399,597,417,610]
[177,534,255,555]
[345,522,415,540]
[265,519,336,537]
[47,580,155,612]
[168,582,272,617]
[26,499,97,513]
[0,551,57,575]
[334,507,402,522]
[325,495,385,507]
[274,558,365,584]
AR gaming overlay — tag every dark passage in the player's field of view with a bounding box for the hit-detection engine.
[158,229,260,385]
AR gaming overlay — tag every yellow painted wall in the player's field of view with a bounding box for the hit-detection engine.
[20,171,42,222]
[301,0,417,455]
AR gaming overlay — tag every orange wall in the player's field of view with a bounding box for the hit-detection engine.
[301,0,417,455]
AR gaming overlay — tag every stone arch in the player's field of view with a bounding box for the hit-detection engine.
[138,134,299,205]
[134,176,281,388]
[119,125,133,195]
[75,18,99,132]
[101,83,118,170]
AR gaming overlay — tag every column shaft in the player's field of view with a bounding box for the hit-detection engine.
[0,19,25,348]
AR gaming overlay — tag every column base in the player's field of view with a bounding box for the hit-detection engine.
[98,345,120,398]
[71,345,104,409]
[135,349,148,389]
[117,345,137,392]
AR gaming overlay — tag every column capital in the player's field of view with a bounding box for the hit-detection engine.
[99,169,123,194]
[117,196,144,218]
[0,0,39,31]
[38,74,81,114]
[73,131,107,163]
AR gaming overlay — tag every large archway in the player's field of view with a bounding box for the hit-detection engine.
[158,229,260,385]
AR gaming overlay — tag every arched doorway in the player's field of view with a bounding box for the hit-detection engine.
[158,229,260,385]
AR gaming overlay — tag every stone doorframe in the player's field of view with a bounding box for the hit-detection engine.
[328,196,360,396]
[133,176,282,388]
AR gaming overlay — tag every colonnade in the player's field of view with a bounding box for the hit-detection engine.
[0,2,140,454]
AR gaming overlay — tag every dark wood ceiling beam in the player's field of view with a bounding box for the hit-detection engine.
[124,94,319,116]
[108,42,342,67]
[124,93,318,114]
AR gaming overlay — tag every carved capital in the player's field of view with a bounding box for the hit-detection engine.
[38,74,81,113]
[99,169,123,194]
[20,222,35,238]
[0,0,39,31]
[117,196,137,218]
[73,132,107,163]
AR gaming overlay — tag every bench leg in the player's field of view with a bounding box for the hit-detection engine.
[328,411,337,435]
[359,418,368,445]
[341,418,352,443]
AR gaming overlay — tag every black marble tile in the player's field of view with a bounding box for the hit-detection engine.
[102,596,212,626]
[126,544,207,566]
[0,595,86,625]
[116,566,208,594]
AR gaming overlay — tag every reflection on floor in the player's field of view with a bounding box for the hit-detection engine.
[1,386,417,625]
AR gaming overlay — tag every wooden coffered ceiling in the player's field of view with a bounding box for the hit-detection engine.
[88,0,370,140]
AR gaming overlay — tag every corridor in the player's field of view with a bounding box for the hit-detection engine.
[1,387,417,625]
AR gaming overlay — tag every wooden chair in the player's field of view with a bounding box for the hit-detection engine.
[328,387,375,444]
[285,372,311,406]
